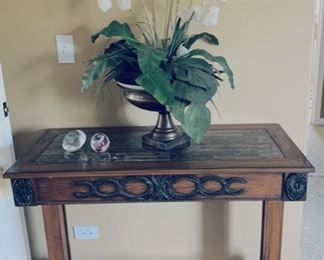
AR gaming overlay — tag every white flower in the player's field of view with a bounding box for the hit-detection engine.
[203,6,220,27]
[116,0,132,11]
[176,45,190,57]
[191,5,203,21]
[180,5,203,22]
[97,0,112,13]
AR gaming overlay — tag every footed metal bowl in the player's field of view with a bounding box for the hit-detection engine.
[117,82,190,150]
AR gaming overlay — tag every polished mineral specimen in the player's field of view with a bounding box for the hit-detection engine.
[90,133,110,153]
[62,130,87,153]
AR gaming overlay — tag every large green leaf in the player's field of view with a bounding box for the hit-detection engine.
[173,67,217,91]
[169,98,188,123]
[136,70,174,106]
[172,57,214,74]
[136,45,167,74]
[81,59,107,92]
[91,20,136,44]
[136,45,175,107]
[173,66,187,81]
[173,80,217,104]
[183,49,235,89]
[212,56,235,89]
[186,68,219,90]
[184,32,219,49]
[183,103,211,143]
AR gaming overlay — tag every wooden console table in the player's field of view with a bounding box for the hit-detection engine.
[4,124,314,260]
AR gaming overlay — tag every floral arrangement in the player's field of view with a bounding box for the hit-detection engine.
[82,0,234,143]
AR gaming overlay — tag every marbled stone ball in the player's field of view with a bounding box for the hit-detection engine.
[62,130,87,153]
[90,133,110,153]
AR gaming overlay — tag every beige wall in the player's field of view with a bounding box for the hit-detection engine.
[0,0,315,259]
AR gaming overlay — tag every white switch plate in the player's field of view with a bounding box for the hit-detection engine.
[56,35,75,64]
[73,226,99,240]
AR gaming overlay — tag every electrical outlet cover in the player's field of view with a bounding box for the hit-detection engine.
[73,226,99,240]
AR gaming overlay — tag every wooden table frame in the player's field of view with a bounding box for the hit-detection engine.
[4,124,314,260]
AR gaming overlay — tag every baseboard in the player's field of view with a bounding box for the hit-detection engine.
[309,173,324,177]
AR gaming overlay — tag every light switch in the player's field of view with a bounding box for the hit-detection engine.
[56,35,75,64]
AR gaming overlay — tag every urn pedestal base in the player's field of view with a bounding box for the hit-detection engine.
[119,83,191,151]
[142,111,190,151]
[142,132,190,151]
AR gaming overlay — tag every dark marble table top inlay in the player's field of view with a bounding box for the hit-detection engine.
[34,128,284,164]
[4,124,314,177]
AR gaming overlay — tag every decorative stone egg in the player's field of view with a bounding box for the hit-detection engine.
[90,133,110,153]
[62,130,87,153]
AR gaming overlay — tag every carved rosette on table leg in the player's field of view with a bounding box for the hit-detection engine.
[73,175,248,202]
[12,179,37,206]
[283,173,308,201]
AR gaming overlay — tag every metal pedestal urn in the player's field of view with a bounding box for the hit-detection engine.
[118,82,190,151]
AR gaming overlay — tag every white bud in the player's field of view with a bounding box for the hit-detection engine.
[203,6,220,27]
[176,45,190,57]
[97,0,112,12]
[179,4,203,22]
[116,0,132,12]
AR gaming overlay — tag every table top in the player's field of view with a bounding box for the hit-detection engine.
[4,124,314,179]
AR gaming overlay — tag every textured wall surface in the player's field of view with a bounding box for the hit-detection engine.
[306,124,324,175]
[301,123,324,260]
[0,0,315,259]
[301,175,324,260]
[300,3,324,257]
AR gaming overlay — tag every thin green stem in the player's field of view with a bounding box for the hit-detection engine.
[140,0,157,46]
[129,10,153,45]
[165,0,175,41]
[150,0,159,47]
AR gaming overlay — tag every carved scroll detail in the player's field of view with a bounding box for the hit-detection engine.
[73,175,247,202]
[12,179,35,206]
[284,173,307,201]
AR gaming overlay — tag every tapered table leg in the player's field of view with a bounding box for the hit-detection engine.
[42,205,71,260]
[260,201,284,260]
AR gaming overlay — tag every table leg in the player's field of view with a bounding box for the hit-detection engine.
[42,205,71,260]
[260,201,284,260]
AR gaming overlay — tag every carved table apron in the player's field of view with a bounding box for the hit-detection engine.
[4,124,314,260]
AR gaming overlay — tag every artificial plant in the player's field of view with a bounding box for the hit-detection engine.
[82,0,234,143]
